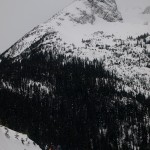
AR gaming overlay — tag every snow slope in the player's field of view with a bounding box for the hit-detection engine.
[0,125,41,150]
[1,0,122,58]
[0,0,150,96]
[1,0,150,59]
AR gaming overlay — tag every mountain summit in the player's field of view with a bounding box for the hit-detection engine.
[0,125,41,150]
[0,0,150,95]
[1,0,149,59]
[60,0,123,24]
[1,0,122,58]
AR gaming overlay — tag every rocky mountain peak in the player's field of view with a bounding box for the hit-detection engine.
[87,0,123,22]
[0,0,123,59]
[66,0,123,24]
[143,6,150,14]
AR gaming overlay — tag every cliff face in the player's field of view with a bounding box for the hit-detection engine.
[87,0,123,22]
[143,6,150,14]
[66,0,123,24]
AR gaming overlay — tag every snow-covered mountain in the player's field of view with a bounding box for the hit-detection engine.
[0,1,150,149]
[0,0,150,96]
[1,0,122,58]
[1,0,149,58]
[0,125,41,150]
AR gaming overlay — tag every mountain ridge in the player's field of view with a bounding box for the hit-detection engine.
[0,0,150,97]
[1,0,150,59]
[1,0,123,59]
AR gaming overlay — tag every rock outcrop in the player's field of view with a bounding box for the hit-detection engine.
[87,0,123,22]
[143,6,150,14]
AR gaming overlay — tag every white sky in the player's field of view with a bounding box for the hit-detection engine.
[0,0,73,53]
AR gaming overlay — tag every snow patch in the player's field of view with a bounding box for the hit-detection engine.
[0,125,41,150]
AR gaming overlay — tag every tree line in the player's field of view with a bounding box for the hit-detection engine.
[0,40,150,150]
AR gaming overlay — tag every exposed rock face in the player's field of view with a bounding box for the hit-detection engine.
[64,0,123,24]
[87,0,123,22]
[143,6,150,14]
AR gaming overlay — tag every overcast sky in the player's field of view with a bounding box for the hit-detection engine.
[0,0,73,53]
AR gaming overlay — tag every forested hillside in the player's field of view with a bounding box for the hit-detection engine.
[0,0,150,149]
[0,48,150,150]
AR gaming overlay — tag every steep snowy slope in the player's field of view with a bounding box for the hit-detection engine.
[1,0,123,58]
[0,0,150,96]
[1,0,149,59]
[0,125,41,150]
